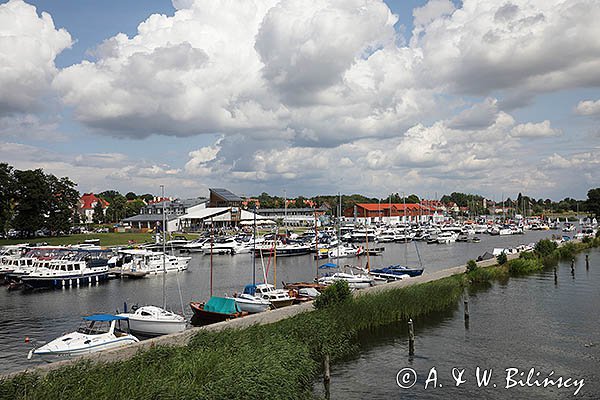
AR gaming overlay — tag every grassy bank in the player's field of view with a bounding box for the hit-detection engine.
[2,236,599,399]
[0,276,466,400]
[0,233,199,247]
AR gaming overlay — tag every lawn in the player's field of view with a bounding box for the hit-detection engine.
[0,232,199,247]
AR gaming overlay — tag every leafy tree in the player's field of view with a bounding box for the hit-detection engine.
[584,188,600,217]
[12,169,50,237]
[106,195,127,222]
[405,194,420,204]
[98,190,121,203]
[140,193,154,203]
[0,163,15,234]
[496,252,508,265]
[45,175,79,234]
[293,196,306,208]
[92,202,105,224]
[125,199,145,217]
[125,192,137,201]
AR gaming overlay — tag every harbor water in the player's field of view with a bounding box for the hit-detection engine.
[0,230,561,374]
[314,248,600,399]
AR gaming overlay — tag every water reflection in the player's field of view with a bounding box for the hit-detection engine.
[315,249,600,399]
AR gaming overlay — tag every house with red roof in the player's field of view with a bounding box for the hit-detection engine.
[78,193,110,223]
[344,203,443,224]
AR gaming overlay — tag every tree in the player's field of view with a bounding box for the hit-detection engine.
[92,202,105,224]
[106,195,127,222]
[125,192,137,201]
[405,194,420,204]
[293,196,306,208]
[125,199,145,217]
[585,188,600,217]
[140,193,154,203]
[98,190,121,203]
[12,169,50,237]
[45,175,79,234]
[0,163,15,234]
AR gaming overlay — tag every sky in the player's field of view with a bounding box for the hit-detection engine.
[0,0,599,201]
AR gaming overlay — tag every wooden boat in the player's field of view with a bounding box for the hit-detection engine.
[190,296,247,326]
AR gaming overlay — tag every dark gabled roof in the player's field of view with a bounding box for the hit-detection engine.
[210,188,242,202]
[122,214,179,222]
[256,206,328,213]
[145,197,207,210]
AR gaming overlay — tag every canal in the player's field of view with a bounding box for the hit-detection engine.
[313,248,600,399]
[0,230,559,374]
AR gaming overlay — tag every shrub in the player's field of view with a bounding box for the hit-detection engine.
[466,259,478,273]
[508,258,543,275]
[496,252,508,265]
[582,236,592,244]
[314,280,351,309]
[535,239,558,257]
[519,251,536,260]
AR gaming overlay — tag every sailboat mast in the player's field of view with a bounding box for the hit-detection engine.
[314,207,319,280]
[274,225,277,289]
[337,192,341,267]
[253,206,256,286]
[161,185,166,310]
[210,217,214,297]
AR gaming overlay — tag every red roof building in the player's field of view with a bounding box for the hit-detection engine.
[344,203,435,220]
[78,193,109,223]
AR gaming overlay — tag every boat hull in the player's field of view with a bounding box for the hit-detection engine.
[189,302,245,326]
[233,297,272,313]
[21,271,109,290]
[126,318,186,337]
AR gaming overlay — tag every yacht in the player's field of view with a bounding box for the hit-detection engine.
[437,231,458,244]
[318,272,373,290]
[254,283,295,308]
[118,305,186,337]
[111,250,190,274]
[21,260,109,290]
[28,314,139,359]
[229,284,272,313]
[254,241,312,257]
[328,244,364,259]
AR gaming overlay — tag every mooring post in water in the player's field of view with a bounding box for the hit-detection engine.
[586,254,589,270]
[408,319,415,356]
[554,267,558,284]
[464,298,470,320]
[324,353,331,399]
[571,258,575,275]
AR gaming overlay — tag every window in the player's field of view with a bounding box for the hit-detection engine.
[67,265,73,271]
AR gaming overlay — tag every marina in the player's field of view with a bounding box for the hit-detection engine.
[0,227,576,375]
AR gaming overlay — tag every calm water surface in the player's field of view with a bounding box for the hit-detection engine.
[314,248,600,399]
[0,230,560,374]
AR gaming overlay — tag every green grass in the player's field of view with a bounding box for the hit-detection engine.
[0,233,199,247]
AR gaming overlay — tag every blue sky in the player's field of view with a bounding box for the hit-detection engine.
[0,0,598,200]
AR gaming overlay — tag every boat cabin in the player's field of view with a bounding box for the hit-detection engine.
[77,314,131,337]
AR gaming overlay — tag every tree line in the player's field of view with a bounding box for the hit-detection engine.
[0,163,79,237]
[91,190,153,224]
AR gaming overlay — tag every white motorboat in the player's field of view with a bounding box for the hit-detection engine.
[112,249,190,274]
[118,305,186,337]
[318,272,373,290]
[21,260,109,290]
[328,245,364,259]
[180,238,209,253]
[437,232,458,244]
[254,283,295,308]
[28,314,139,359]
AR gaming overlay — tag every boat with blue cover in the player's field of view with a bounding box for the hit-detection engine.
[27,314,139,359]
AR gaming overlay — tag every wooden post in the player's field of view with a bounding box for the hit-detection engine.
[408,319,415,356]
[554,267,557,284]
[586,254,589,270]
[571,258,575,276]
[464,299,470,320]
[324,354,331,399]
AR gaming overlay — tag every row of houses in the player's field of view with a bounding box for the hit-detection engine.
[79,189,493,232]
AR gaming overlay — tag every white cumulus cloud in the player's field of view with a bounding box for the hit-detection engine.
[575,99,600,116]
[0,0,71,115]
